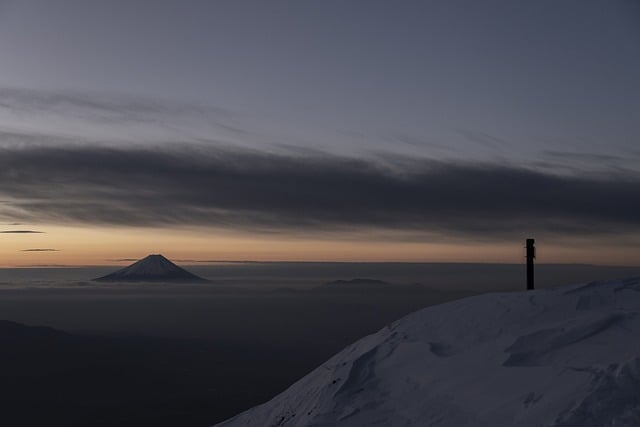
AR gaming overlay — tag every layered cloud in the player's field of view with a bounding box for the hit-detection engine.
[0,144,638,241]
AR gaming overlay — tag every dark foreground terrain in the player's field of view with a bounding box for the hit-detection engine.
[0,287,470,427]
[0,320,312,427]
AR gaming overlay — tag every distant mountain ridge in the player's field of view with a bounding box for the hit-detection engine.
[324,278,391,287]
[317,278,425,293]
[94,254,208,283]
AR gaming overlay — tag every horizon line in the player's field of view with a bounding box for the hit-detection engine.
[1,260,639,269]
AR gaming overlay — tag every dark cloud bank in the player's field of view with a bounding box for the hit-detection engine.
[0,145,638,240]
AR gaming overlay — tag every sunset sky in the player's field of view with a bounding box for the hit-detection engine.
[0,0,639,266]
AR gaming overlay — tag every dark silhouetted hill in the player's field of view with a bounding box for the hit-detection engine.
[0,320,321,427]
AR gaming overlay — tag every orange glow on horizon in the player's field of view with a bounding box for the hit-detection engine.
[1,224,639,267]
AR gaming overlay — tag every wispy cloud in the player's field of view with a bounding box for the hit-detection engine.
[458,129,510,150]
[0,87,229,123]
[0,144,638,241]
[0,87,257,151]
[21,248,59,252]
[0,230,44,234]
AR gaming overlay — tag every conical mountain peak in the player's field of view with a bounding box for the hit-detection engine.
[94,254,207,283]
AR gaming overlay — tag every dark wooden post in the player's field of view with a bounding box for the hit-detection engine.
[526,238,535,290]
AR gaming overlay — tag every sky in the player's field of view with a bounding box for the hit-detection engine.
[0,0,638,266]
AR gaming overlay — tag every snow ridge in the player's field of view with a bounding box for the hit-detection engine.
[215,277,640,427]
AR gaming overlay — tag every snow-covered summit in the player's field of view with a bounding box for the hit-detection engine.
[94,254,207,283]
[216,277,640,427]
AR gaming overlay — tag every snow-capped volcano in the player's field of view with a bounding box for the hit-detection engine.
[94,254,207,283]
[216,277,640,427]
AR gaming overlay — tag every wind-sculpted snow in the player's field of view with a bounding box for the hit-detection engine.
[552,358,640,427]
[215,277,640,427]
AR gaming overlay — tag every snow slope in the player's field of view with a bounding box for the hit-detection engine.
[216,277,640,427]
